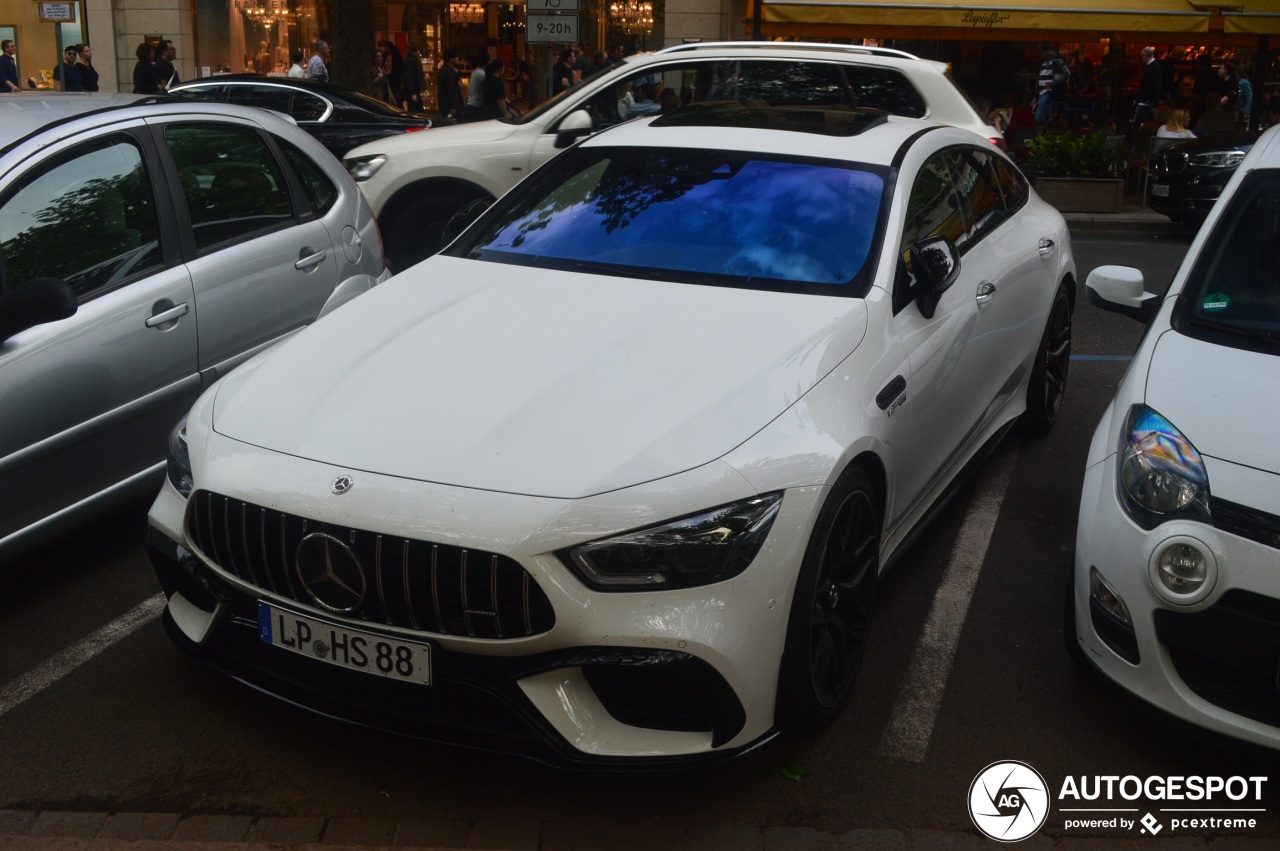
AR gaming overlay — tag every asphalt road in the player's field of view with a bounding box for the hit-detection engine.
[1,227,1275,848]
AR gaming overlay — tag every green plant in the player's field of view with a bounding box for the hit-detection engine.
[1027,130,1125,179]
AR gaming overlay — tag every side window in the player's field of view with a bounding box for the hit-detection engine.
[731,61,851,106]
[278,138,338,215]
[897,153,964,311]
[290,91,328,123]
[224,84,293,116]
[993,156,1029,212]
[0,137,163,299]
[947,148,1006,248]
[843,66,927,118]
[165,123,293,252]
[170,84,224,102]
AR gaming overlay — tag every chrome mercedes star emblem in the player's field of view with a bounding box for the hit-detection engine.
[330,474,354,495]
[295,532,367,613]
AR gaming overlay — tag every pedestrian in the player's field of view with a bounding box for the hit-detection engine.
[1131,46,1161,126]
[132,42,160,94]
[572,41,590,83]
[462,53,486,122]
[1,39,21,93]
[552,48,574,96]
[1031,42,1069,125]
[154,39,180,89]
[436,49,464,123]
[75,44,99,92]
[402,43,424,113]
[478,58,510,120]
[384,41,405,107]
[373,48,394,103]
[53,45,83,92]
[1237,67,1253,127]
[287,49,306,79]
[306,40,330,82]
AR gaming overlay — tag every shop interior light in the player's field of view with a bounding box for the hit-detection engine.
[610,0,654,35]
[449,4,486,25]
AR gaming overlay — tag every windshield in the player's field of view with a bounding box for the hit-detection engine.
[1174,169,1280,353]
[448,146,886,294]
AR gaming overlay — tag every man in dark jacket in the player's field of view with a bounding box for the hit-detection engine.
[1,39,20,93]
[53,46,83,91]
[1132,46,1162,125]
[436,49,464,123]
[153,39,179,89]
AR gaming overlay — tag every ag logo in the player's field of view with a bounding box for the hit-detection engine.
[968,760,1050,842]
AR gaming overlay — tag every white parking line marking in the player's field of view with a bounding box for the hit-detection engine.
[0,593,166,718]
[879,449,1018,762]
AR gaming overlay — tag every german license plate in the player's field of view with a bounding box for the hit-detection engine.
[258,602,431,684]
[1152,183,1170,197]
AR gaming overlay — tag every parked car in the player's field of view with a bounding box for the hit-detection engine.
[1148,131,1260,225]
[168,75,430,160]
[342,41,1005,272]
[0,93,388,564]
[1070,125,1280,750]
[149,104,1074,765]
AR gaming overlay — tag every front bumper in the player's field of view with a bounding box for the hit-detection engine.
[147,455,820,765]
[1148,170,1233,223]
[1071,450,1280,750]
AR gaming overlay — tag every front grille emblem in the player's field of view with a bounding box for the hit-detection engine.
[330,474,354,495]
[295,532,367,613]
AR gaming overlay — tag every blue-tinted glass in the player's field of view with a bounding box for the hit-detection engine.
[471,149,884,288]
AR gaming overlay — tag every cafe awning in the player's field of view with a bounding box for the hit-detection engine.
[1223,7,1280,34]
[758,0,1215,34]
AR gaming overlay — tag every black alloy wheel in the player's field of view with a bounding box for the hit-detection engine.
[1021,284,1072,437]
[779,466,880,732]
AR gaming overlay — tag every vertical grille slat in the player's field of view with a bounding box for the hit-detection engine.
[184,491,553,639]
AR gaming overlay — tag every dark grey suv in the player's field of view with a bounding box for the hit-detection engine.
[1149,131,1261,225]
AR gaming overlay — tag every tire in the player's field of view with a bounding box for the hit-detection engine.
[777,465,880,733]
[1020,283,1072,437]
[384,190,488,274]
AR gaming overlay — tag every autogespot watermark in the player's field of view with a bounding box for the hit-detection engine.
[967,762,1269,842]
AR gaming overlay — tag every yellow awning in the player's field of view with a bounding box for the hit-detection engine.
[761,1,1213,34]
[1223,7,1280,35]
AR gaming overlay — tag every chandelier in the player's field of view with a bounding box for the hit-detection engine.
[240,0,292,31]
[610,0,654,35]
[449,4,486,25]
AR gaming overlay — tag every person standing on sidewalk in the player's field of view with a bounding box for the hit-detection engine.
[436,49,463,124]
[1131,47,1161,126]
[154,39,179,90]
[53,46,83,91]
[0,40,20,93]
[1032,42,1069,125]
[75,44,99,91]
[306,41,330,82]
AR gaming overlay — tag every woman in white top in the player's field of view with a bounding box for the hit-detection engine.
[1157,108,1195,139]
[287,50,306,79]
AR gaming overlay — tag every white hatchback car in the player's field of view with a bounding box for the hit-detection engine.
[344,41,1004,272]
[1070,125,1280,751]
[150,105,1073,765]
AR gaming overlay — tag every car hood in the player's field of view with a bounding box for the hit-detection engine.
[212,256,868,498]
[1164,131,1261,156]
[344,118,517,158]
[1145,330,1280,473]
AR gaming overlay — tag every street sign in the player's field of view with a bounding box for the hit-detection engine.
[526,13,579,44]
[527,0,579,11]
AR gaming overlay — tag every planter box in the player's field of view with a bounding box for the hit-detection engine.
[1032,177,1125,213]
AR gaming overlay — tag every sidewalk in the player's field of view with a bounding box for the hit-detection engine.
[1059,193,1188,235]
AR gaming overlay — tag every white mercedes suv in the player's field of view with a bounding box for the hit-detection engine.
[344,41,1003,272]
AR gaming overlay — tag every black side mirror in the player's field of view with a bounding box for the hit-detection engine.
[0,277,78,342]
[909,236,960,320]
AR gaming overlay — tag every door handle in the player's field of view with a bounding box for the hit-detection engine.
[976,281,997,306]
[1038,238,1056,256]
[295,248,327,270]
[145,301,190,328]
[876,375,907,411]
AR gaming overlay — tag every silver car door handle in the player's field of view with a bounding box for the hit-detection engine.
[1038,238,1056,256]
[295,249,327,270]
[976,281,997,305]
[145,302,190,328]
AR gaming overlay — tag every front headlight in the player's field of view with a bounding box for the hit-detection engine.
[1117,405,1210,529]
[562,493,783,591]
[1189,150,1248,168]
[344,154,387,182]
[166,417,193,498]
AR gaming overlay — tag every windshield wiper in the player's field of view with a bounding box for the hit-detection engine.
[1188,315,1280,348]
[572,260,670,281]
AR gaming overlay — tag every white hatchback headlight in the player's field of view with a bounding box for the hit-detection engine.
[562,493,782,591]
[1117,405,1210,529]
